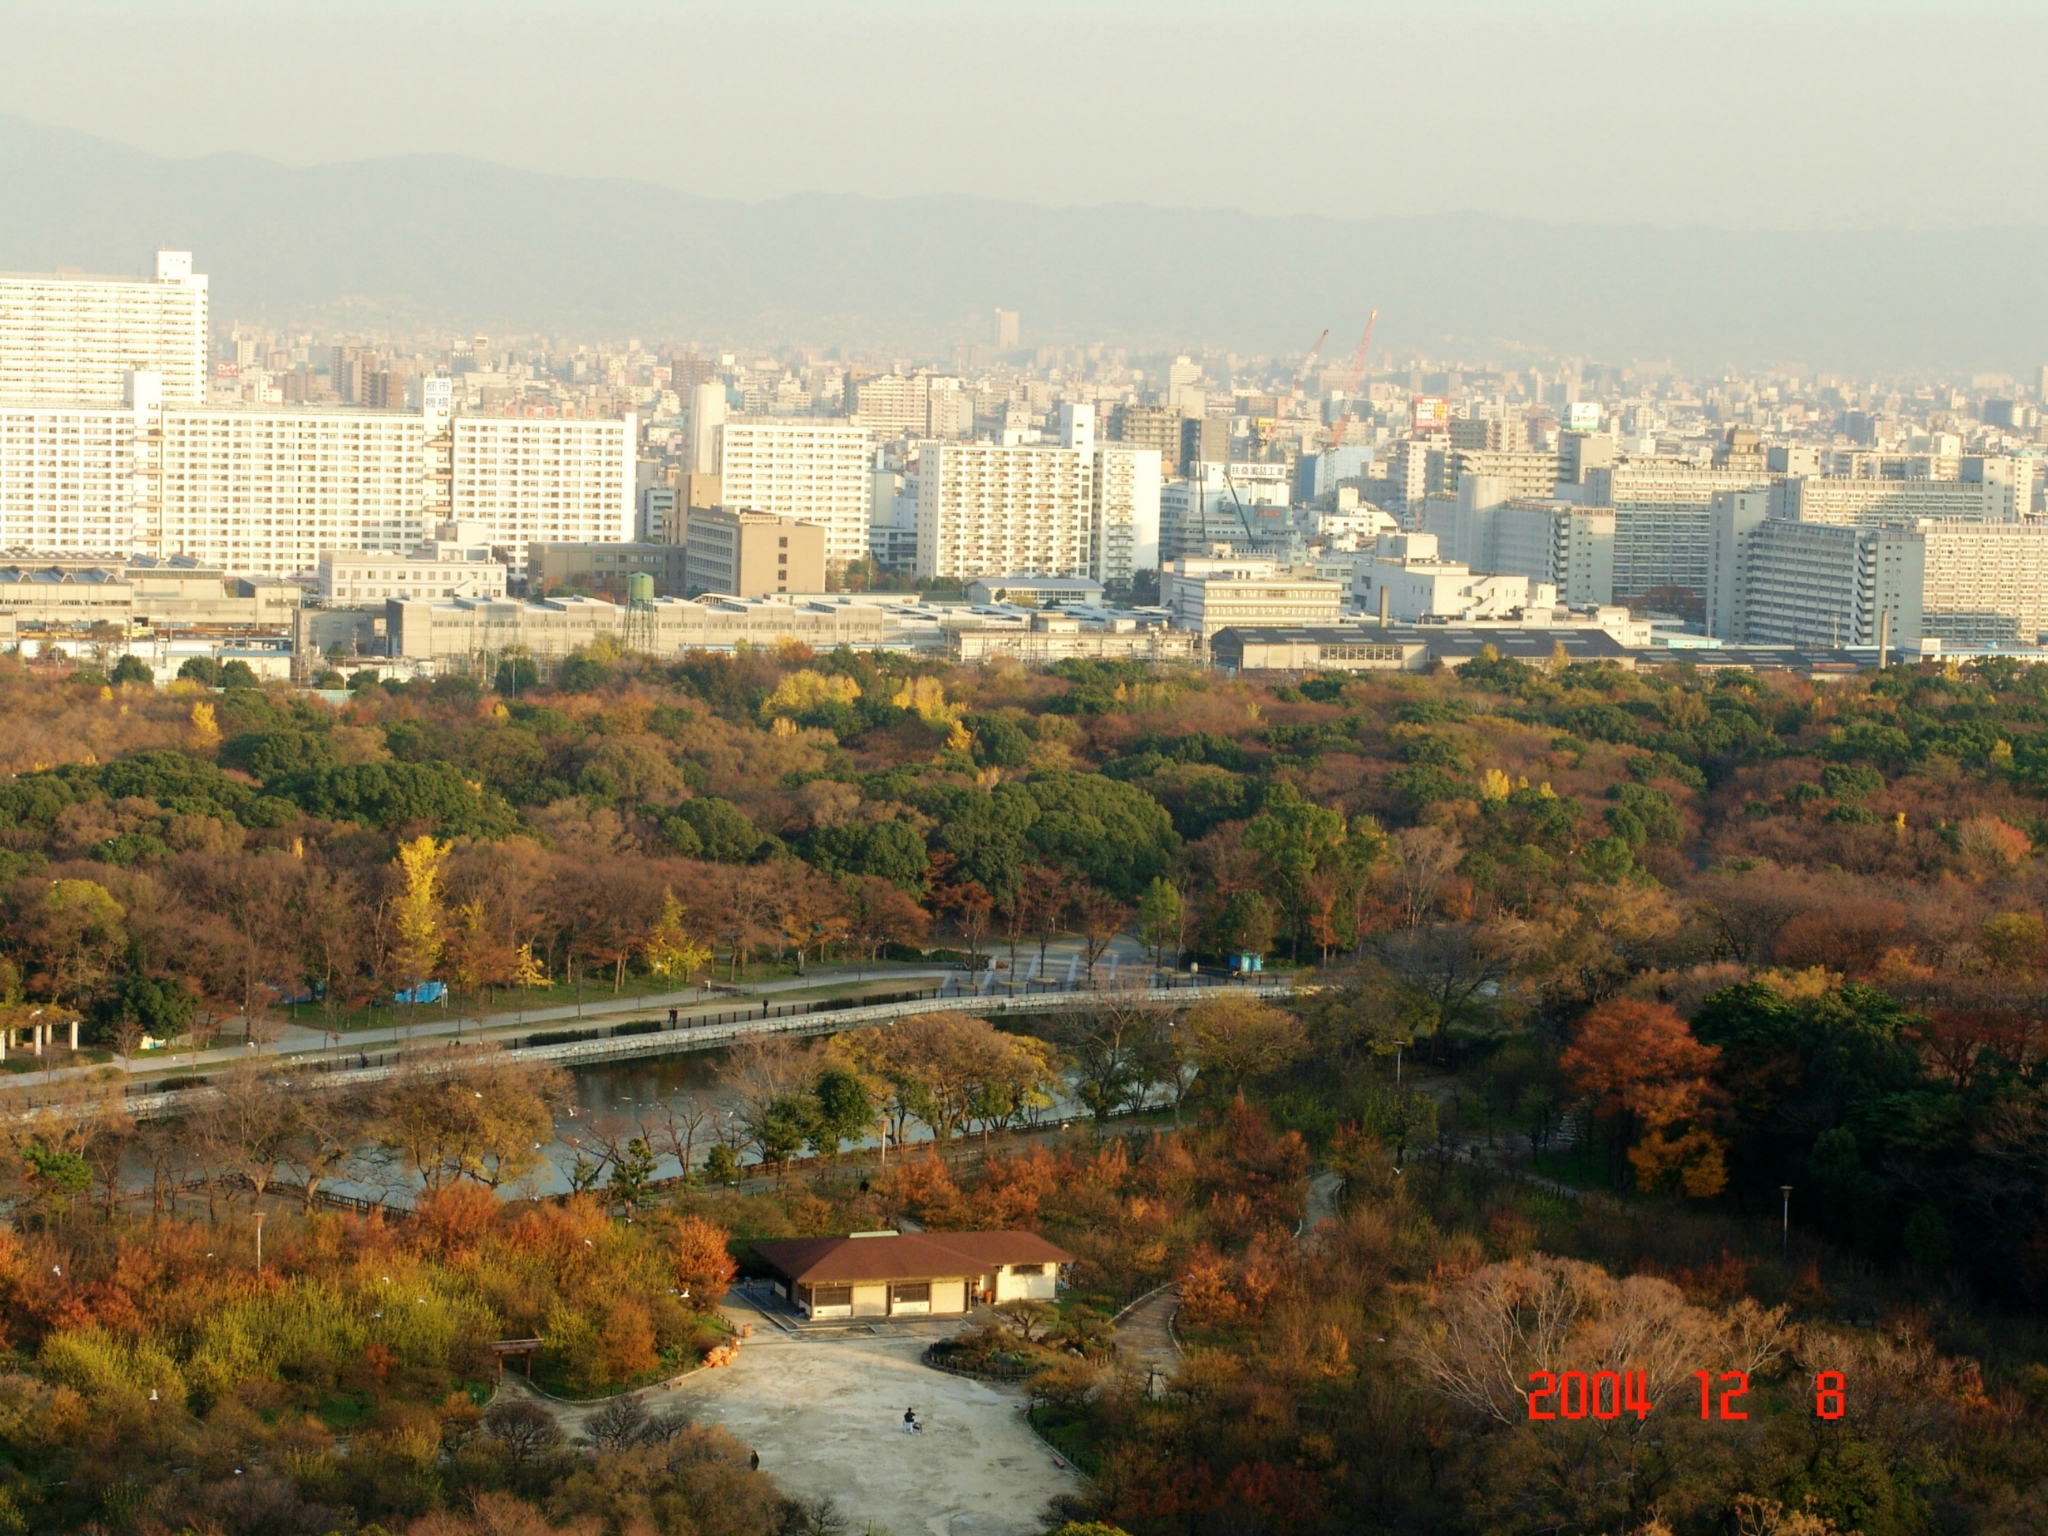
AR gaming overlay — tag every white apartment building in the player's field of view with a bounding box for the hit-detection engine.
[0,251,208,410]
[850,373,969,440]
[449,415,635,566]
[912,406,1158,585]
[1159,554,1344,642]
[1710,503,2048,649]
[317,522,509,607]
[714,418,871,575]
[1585,461,1770,600]
[0,371,159,553]
[916,440,1092,581]
[1768,473,2024,525]
[2,377,632,577]
[1091,442,1163,582]
[162,406,435,575]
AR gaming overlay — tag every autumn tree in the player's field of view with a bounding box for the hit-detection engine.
[1188,994,1308,1097]
[1559,998,1727,1197]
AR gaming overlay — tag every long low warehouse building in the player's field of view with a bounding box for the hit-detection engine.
[1211,623,1639,673]
[387,591,892,663]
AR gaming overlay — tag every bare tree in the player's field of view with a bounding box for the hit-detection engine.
[1392,826,1464,930]
[1070,888,1132,987]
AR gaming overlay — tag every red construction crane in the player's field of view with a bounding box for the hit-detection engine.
[1326,309,1379,452]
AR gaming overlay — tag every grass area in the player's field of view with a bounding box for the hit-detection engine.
[1028,1406,1096,1475]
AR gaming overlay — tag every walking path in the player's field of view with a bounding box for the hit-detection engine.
[1111,1284,1182,1393]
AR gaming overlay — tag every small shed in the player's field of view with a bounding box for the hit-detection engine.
[751,1229,1075,1320]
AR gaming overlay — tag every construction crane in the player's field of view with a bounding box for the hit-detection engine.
[1326,309,1379,453]
[1255,327,1330,457]
[1290,327,1331,397]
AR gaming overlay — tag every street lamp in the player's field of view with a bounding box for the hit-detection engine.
[1780,1185,1793,1260]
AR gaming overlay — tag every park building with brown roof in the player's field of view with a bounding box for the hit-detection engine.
[751,1230,1074,1320]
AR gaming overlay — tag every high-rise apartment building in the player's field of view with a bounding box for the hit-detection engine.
[1770,468,2029,525]
[1109,403,1183,469]
[916,440,1092,581]
[1586,462,1769,600]
[449,416,637,564]
[684,382,725,476]
[1710,494,2048,649]
[914,423,1161,585]
[0,251,208,410]
[713,418,871,575]
[0,373,160,553]
[4,381,631,577]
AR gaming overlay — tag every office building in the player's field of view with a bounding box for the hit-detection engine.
[0,251,208,409]
[994,310,1020,350]
[1353,531,1556,623]
[1159,462,1290,559]
[1159,554,1344,642]
[640,483,679,543]
[319,522,508,606]
[1556,431,1616,485]
[528,541,690,598]
[684,507,826,597]
[714,418,871,576]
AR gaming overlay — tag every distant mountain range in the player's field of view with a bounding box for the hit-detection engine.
[1,114,2042,375]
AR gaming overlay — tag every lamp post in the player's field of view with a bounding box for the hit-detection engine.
[1780,1185,1793,1260]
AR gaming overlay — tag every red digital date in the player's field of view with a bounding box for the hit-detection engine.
[1527,1369,1846,1420]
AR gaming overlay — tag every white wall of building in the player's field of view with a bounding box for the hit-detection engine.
[916,440,1092,581]
[715,418,871,575]
[0,252,208,410]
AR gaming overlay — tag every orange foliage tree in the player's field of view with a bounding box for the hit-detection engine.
[1559,998,1727,1197]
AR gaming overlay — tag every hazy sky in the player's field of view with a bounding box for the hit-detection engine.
[2,0,2044,229]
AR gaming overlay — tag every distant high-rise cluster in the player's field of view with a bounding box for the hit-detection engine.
[4,242,2048,672]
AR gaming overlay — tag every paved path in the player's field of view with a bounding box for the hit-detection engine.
[503,1320,1077,1536]
[1299,1169,1343,1252]
[1112,1284,1181,1392]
